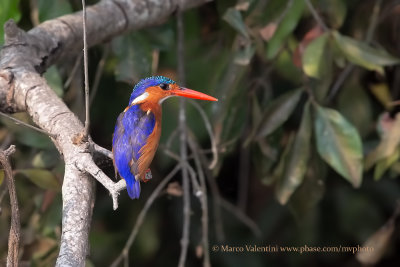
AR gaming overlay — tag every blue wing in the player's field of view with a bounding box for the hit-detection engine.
[112,105,155,199]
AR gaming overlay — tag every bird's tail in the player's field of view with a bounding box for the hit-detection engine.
[126,178,141,199]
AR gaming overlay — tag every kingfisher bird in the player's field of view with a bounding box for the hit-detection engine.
[112,76,217,199]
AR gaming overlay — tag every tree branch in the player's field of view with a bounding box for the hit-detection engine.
[82,0,90,140]
[78,154,126,210]
[188,100,218,169]
[0,0,212,266]
[0,145,20,267]
[187,132,210,267]
[177,7,191,267]
[304,0,328,32]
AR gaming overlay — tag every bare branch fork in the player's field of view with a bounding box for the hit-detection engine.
[0,0,212,266]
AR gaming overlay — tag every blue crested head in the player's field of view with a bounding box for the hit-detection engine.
[129,76,176,104]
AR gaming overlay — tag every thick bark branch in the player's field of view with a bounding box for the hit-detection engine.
[0,0,211,266]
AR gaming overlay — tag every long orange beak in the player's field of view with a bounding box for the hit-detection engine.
[170,87,218,101]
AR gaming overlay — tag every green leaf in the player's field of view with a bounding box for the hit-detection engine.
[310,74,333,103]
[142,26,174,51]
[302,33,329,79]
[338,80,373,136]
[44,66,63,97]
[223,8,249,38]
[319,0,347,29]
[333,31,400,74]
[256,88,303,139]
[374,149,400,181]
[112,33,152,83]
[266,0,305,59]
[275,48,302,84]
[16,169,60,191]
[0,0,21,44]
[234,43,255,66]
[276,102,312,204]
[365,113,400,169]
[313,105,363,187]
[15,130,53,149]
[0,169,4,185]
[32,150,60,169]
[369,83,392,110]
[0,113,53,149]
[41,194,62,234]
[38,0,72,22]
[268,133,295,186]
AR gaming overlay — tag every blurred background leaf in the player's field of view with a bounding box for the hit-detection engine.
[302,33,329,79]
[313,105,363,187]
[15,169,61,192]
[0,0,21,44]
[333,31,400,74]
[266,0,305,59]
[276,102,311,205]
[111,32,154,83]
[2,0,400,266]
[223,7,249,39]
[255,88,303,139]
[38,0,72,22]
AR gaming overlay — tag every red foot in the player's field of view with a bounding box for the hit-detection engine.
[141,169,152,183]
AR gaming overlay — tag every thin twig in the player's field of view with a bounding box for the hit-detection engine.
[188,100,218,169]
[160,146,201,194]
[0,111,56,138]
[199,147,225,242]
[366,0,382,43]
[166,128,178,149]
[0,145,20,267]
[238,136,250,212]
[151,49,160,75]
[237,95,251,212]
[275,0,293,26]
[325,64,355,103]
[64,54,83,89]
[177,6,191,267]
[219,198,262,237]
[187,132,210,267]
[29,0,40,26]
[90,140,113,159]
[109,164,182,267]
[82,0,90,140]
[325,0,382,103]
[90,44,110,105]
[304,0,328,32]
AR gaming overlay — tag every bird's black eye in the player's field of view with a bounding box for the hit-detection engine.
[159,83,169,90]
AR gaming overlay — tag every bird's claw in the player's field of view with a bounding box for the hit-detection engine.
[141,168,152,183]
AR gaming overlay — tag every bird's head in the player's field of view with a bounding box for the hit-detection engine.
[128,76,217,106]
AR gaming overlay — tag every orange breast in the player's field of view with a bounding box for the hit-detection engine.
[136,103,162,180]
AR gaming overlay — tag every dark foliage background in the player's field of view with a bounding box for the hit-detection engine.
[1,0,400,266]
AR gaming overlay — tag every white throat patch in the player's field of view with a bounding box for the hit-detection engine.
[131,92,149,105]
